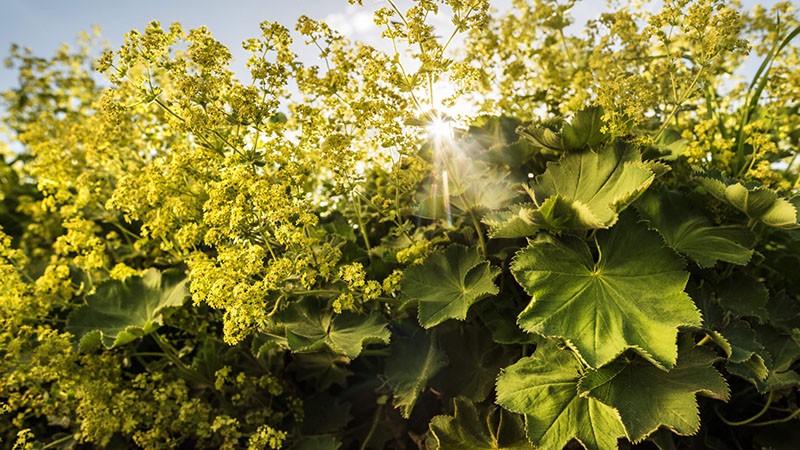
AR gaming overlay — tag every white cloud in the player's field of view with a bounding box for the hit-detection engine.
[324,6,374,37]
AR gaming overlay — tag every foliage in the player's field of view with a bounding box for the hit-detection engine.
[2,0,800,448]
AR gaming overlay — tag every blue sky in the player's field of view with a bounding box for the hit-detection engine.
[0,0,396,91]
[0,1,790,93]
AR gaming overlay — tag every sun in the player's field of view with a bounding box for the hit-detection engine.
[427,116,454,142]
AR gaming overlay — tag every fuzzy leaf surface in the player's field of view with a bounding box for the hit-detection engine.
[636,190,754,267]
[496,341,625,450]
[429,397,531,449]
[402,245,500,328]
[511,214,700,368]
[579,340,729,443]
[386,326,448,418]
[526,143,655,230]
[66,269,189,349]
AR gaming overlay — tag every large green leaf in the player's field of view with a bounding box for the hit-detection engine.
[66,269,189,349]
[518,121,563,152]
[401,245,500,328]
[429,397,532,449]
[525,143,656,230]
[562,106,609,150]
[578,339,729,443]
[273,297,389,359]
[496,340,625,450]
[518,106,609,152]
[636,189,754,268]
[511,214,700,368]
[698,178,799,228]
[386,326,448,418]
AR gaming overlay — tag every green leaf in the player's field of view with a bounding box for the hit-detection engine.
[716,276,769,323]
[753,325,800,392]
[294,435,341,450]
[66,269,189,349]
[429,397,532,449]
[288,351,353,390]
[386,325,448,418]
[483,204,539,239]
[274,297,389,359]
[698,178,799,228]
[433,324,515,402]
[711,319,769,384]
[511,214,700,368]
[517,107,609,152]
[648,428,678,450]
[578,339,729,443]
[526,143,656,230]
[518,123,563,152]
[766,292,800,333]
[496,340,625,450]
[562,106,608,150]
[401,245,500,328]
[636,190,754,268]
[477,301,538,345]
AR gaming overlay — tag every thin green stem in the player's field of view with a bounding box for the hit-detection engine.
[654,67,705,141]
[744,407,800,427]
[352,195,373,260]
[558,28,577,71]
[467,206,486,256]
[43,434,74,449]
[716,391,773,426]
[360,403,384,450]
[285,289,341,297]
[696,334,712,347]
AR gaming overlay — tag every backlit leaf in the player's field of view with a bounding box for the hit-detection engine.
[579,339,729,443]
[562,106,608,150]
[402,245,500,328]
[636,189,754,267]
[511,214,700,368]
[698,178,799,229]
[525,143,656,230]
[483,204,539,239]
[496,340,625,450]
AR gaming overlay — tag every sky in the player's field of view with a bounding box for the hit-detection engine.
[0,1,791,94]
